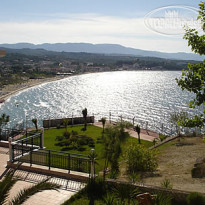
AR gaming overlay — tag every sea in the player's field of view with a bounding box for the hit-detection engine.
[0,71,204,135]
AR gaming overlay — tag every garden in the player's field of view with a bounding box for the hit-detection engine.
[44,123,153,176]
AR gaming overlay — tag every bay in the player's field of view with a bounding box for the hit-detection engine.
[0,71,203,133]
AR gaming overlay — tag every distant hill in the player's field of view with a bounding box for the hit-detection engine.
[0,42,203,61]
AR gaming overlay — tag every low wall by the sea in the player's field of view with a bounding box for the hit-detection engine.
[43,116,94,128]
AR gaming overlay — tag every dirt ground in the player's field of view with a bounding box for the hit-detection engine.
[142,136,205,193]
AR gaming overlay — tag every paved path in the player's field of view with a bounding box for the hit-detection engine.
[0,147,77,205]
[94,122,159,142]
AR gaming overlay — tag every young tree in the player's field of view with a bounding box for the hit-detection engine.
[134,124,141,144]
[82,108,87,130]
[32,118,38,131]
[63,118,69,132]
[176,1,205,128]
[101,117,106,133]
[102,126,122,179]
[170,111,188,137]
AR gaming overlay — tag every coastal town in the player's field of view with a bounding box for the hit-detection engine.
[0,48,196,103]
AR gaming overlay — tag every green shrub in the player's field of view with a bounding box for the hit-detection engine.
[186,192,205,205]
[71,130,78,136]
[161,178,173,189]
[55,136,64,141]
[85,178,107,200]
[63,131,70,139]
[159,134,167,142]
[125,142,158,173]
[154,192,172,205]
[88,141,95,147]
[116,120,133,129]
[55,141,66,147]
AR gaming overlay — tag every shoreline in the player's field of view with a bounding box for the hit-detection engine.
[0,70,128,102]
[0,70,180,103]
[0,76,68,102]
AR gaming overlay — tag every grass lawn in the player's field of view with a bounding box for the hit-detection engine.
[44,124,152,173]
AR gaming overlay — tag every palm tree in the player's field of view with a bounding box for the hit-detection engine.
[63,118,69,132]
[82,108,87,130]
[101,117,106,133]
[112,183,138,205]
[0,169,60,205]
[134,124,141,144]
[32,118,38,131]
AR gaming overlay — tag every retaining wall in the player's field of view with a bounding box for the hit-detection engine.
[43,116,94,128]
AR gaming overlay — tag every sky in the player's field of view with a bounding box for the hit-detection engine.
[0,0,202,53]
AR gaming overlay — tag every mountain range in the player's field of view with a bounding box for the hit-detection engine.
[0,42,203,61]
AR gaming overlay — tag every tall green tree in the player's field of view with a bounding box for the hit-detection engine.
[176,1,205,128]
[82,108,87,130]
[102,124,129,179]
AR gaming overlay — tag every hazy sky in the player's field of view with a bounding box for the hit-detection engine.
[0,0,201,53]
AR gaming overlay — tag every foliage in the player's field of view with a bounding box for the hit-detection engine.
[82,108,88,130]
[0,170,17,205]
[31,118,38,131]
[161,178,173,189]
[62,179,175,205]
[170,111,188,126]
[63,118,69,131]
[103,194,116,205]
[170,111,189,136]
[176,2,205,128]
[134,124,141,144]
[102,125,127,178]
[128,172,140,184]
[0,113,9,134]
[186,192,205,205]
[55,133,94,151]
[101,117,106,133]
[0,169,59,205]
[112,183,138,205]
[63,131,71,139]
[154,192,172,205]
[125,142,158,173]
[159,134,167,142]
[85,178,107,201]
[116,120,133,129]
[44,125,152,174]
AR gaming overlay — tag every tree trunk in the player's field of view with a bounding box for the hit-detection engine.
[138,133,141,144]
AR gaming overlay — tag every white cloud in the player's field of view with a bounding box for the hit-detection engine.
[0,14,191,53]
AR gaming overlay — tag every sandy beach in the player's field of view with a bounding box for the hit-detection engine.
[0,76,67,102]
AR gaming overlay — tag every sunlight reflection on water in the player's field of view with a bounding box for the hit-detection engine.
[0,71,203,131]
